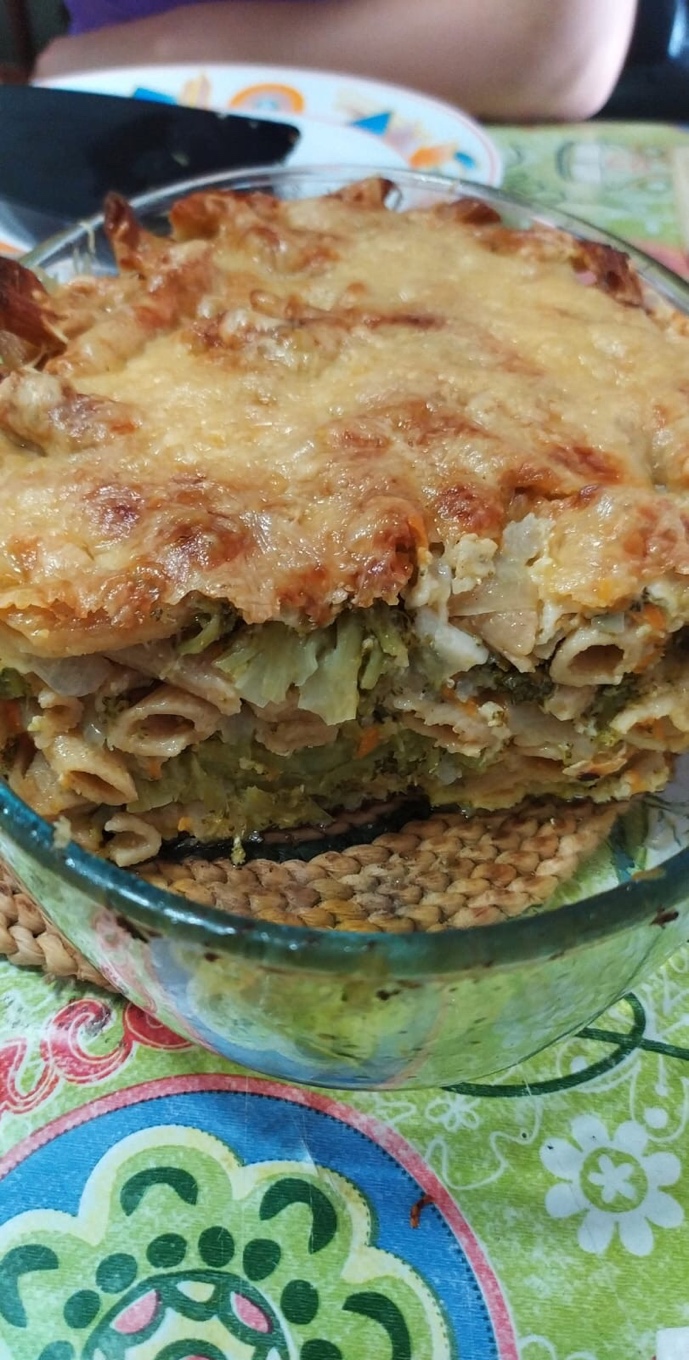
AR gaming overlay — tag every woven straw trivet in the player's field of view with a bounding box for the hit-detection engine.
[0,797,622,987]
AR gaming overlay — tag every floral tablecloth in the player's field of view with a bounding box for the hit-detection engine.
[2,122,689,1360]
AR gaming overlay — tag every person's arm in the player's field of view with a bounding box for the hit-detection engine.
[35,0,637,122]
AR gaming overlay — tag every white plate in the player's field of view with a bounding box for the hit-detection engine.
[39,62,502,185]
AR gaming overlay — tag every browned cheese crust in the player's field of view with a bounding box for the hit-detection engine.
[0,180,688,657]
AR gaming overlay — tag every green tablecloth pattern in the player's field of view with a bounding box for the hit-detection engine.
[495,120,689,277]
[2,121,689,1360]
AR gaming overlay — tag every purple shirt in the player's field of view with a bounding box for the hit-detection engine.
[66,0,228,36]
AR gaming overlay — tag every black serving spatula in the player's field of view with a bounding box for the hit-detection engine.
[0,85,301,242]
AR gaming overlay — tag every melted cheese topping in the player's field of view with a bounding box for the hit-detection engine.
[1,183,689,657]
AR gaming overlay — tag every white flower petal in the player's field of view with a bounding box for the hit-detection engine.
[643,1105,669,1130]
[618,1210,654,1257]
[587,1153,637,1205]
[540,1137,584,1180]
[643,1151,682,1190]
[571,1114,609,1151]
[578,1207,615,1254]
[613,1121,648,1157]
[656,1324,689,1360]
[545,1182,586,1219]
[643,1189,684,1230]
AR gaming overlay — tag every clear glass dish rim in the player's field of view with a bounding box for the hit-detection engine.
[24,161,689,307]
[3,775,687,976]
[11,162,689,975]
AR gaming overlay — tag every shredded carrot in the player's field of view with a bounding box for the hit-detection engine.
[638,603,665,632]
[177,816,193,833]
[625,768,647,795]
[141,757,164,780]
[633,643,662,673]
[356,726,380,759]
[644,719,669,743]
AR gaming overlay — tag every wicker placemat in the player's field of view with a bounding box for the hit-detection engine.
[0,796,622,987]
[0,865,109,988]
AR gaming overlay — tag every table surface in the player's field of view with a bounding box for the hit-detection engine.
[2,120,689,1360]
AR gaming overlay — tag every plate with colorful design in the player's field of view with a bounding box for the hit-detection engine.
[37,61,502,186]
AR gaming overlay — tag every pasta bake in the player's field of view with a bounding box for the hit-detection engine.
[0,175,688,867]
